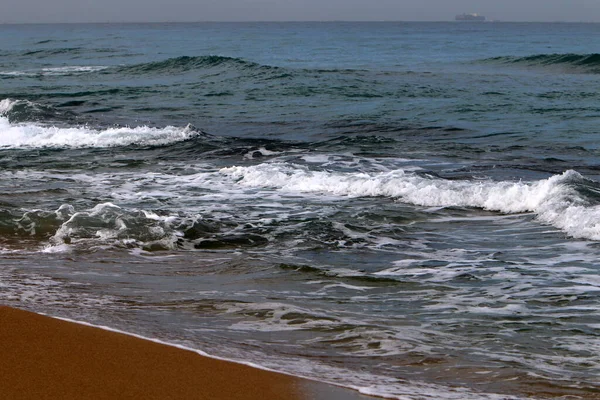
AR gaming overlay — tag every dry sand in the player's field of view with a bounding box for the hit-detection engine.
[0,306,372,400]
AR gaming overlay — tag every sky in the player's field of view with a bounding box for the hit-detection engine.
[2,0,600,23]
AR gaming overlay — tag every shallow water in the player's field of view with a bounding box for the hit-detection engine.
[1,22,600,399]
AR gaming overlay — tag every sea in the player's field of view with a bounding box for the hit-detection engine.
[1,21,600,399]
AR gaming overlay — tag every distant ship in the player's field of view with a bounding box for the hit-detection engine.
[455,13,486,21]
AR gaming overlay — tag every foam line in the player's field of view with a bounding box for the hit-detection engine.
[0,116,198,148]
[221,164,600,240]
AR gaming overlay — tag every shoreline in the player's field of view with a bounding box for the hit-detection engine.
[0,305,373,400]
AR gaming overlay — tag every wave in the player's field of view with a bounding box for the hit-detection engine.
[221,164,600,240]
[1,54,366,87]
[21,47,83,57]
[0,100,200,148]
[117,55,278,75]
[35,39,68,44]
[0,66,108,78]
[49,203,176,249]
[6,201,269,252]
[0,98,18,115]
[0,98,80,124]
[0,203,177,250]
[3,55,279,78]
[0,119,200,149]
[484,53,600,73]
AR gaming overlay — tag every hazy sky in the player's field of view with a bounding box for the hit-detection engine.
[3,0,600,23]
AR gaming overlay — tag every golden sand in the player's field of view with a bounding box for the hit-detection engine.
[0,306,309,400]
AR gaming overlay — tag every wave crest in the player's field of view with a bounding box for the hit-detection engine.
[221,164,600,240]
[484,53,600,73]
[0,111,201,150]
[117,55,277,75]
[0,98,69,123]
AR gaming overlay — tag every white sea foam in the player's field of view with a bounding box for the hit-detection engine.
[0,116,199,148]
[45,202,181,252]
[0,98,18,114]
[221,164,600,240]
[41,66,108,75]
[243,147,282,159]
[0,268,115,308]
[0,65,108,77]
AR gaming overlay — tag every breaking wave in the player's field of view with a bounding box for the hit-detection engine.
[0,98,73,123]
[221,163,600,240]
[5,201,270,252]
[0,66,108,78]
[0,98,18,115]
[0,99,200,148]
[0,119,199,149]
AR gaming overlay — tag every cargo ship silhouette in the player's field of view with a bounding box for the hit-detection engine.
[455,13,486,21]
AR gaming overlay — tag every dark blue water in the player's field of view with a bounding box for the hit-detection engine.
[2,22,600,399]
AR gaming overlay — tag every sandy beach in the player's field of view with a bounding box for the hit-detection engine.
[0,306,371,400]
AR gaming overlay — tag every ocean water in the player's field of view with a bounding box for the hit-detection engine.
[1,21,600,399]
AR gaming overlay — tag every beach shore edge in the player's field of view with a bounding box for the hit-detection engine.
[0,305,374,400]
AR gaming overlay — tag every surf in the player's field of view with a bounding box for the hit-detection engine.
[221,164,600,240]
[482,53,600,73]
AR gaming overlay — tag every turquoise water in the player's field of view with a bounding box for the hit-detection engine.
[1,22,600,399]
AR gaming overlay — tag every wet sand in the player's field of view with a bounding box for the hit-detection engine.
[0,306,372,400]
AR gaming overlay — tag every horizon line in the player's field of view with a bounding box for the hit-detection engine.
[1,20,599,25]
